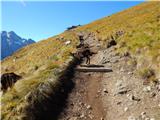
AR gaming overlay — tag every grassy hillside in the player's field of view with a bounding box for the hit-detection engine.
[1,1,160,119]
[1,32,79,119]
[77,1,160,75]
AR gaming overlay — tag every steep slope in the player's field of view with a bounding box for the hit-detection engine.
[77,1,160,76]
[1,1,160,120]
[1,31,35,60]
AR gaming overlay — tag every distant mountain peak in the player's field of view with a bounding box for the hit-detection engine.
[9,31,16,34]
[1,31,36,60]
[1,31,7,36]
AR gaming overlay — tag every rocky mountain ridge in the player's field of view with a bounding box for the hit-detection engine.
[1,31,35,60]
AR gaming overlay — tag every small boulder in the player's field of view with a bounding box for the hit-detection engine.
[100,117,104,120]
[124,107,129,112]
[103,88,108,93]
[65,40,71,45]
[102,59,110,64]
[128,116,136,120]
[150,92,156,98]
[145,118,150,120]
[86,105,91,109]
[131,95,141,102]
[80,114,85,118]
[150,118,155,120]
[1,72,22,92]
[143,86,151,92]
[115,81,129,95]
[141,112,147,119]
[128,72,133,75]
[156,85,160,91]
[117,101,122,105]
[141,112,146,116]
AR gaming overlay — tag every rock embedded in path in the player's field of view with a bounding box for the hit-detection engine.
[145,118,151,120]
[79,102,83,106]
[88,114,94,119]
[115,80,130,95]
[128,116,136,120]
[127,94,134,100]
[131,95,141,102]
[110,57,119,63]
[98,89,101,92]
[128,72,133,75]
[150,118,155,120]
[150,92,156,98]
[143,86,151,92]
[156,85,160,91]
[103,88,108,93]
[140,112,151,120]
[141,112,146,115]
[80,114,85,118]
[100,117,104,120]
[117,88,129,95]
[101,58,110,64]
[127,94,141,102]
[124,107,129,112]
[86,105,91,110]
[117,101,122,105]
[141,112,146,119]
[120,68,124,72]
[115,80,123,87]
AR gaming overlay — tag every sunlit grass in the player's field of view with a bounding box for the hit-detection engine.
[1,2,160,119]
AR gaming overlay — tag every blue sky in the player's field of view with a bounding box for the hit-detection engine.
[1,1,144,41]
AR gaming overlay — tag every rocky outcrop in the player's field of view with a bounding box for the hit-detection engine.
[1,72,22,92]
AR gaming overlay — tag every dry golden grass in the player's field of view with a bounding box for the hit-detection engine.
[1,2,160,119]
[75,1,160,74]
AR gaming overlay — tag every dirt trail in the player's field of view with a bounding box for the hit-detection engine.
[59,71,105,120]
[58,32,160,120]
[59,32,105,120]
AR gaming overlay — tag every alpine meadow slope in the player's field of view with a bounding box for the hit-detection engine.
[1,2,160,120]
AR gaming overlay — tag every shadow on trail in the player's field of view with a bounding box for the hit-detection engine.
[42,58,81,120]
[24,58,81,120]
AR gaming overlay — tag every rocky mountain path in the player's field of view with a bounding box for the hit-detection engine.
[100,47,160,120]
[59,71,105,120]
[58,32,105,120]
[58,32,160,120]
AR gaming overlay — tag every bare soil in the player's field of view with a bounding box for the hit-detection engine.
[59,71,105,120]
